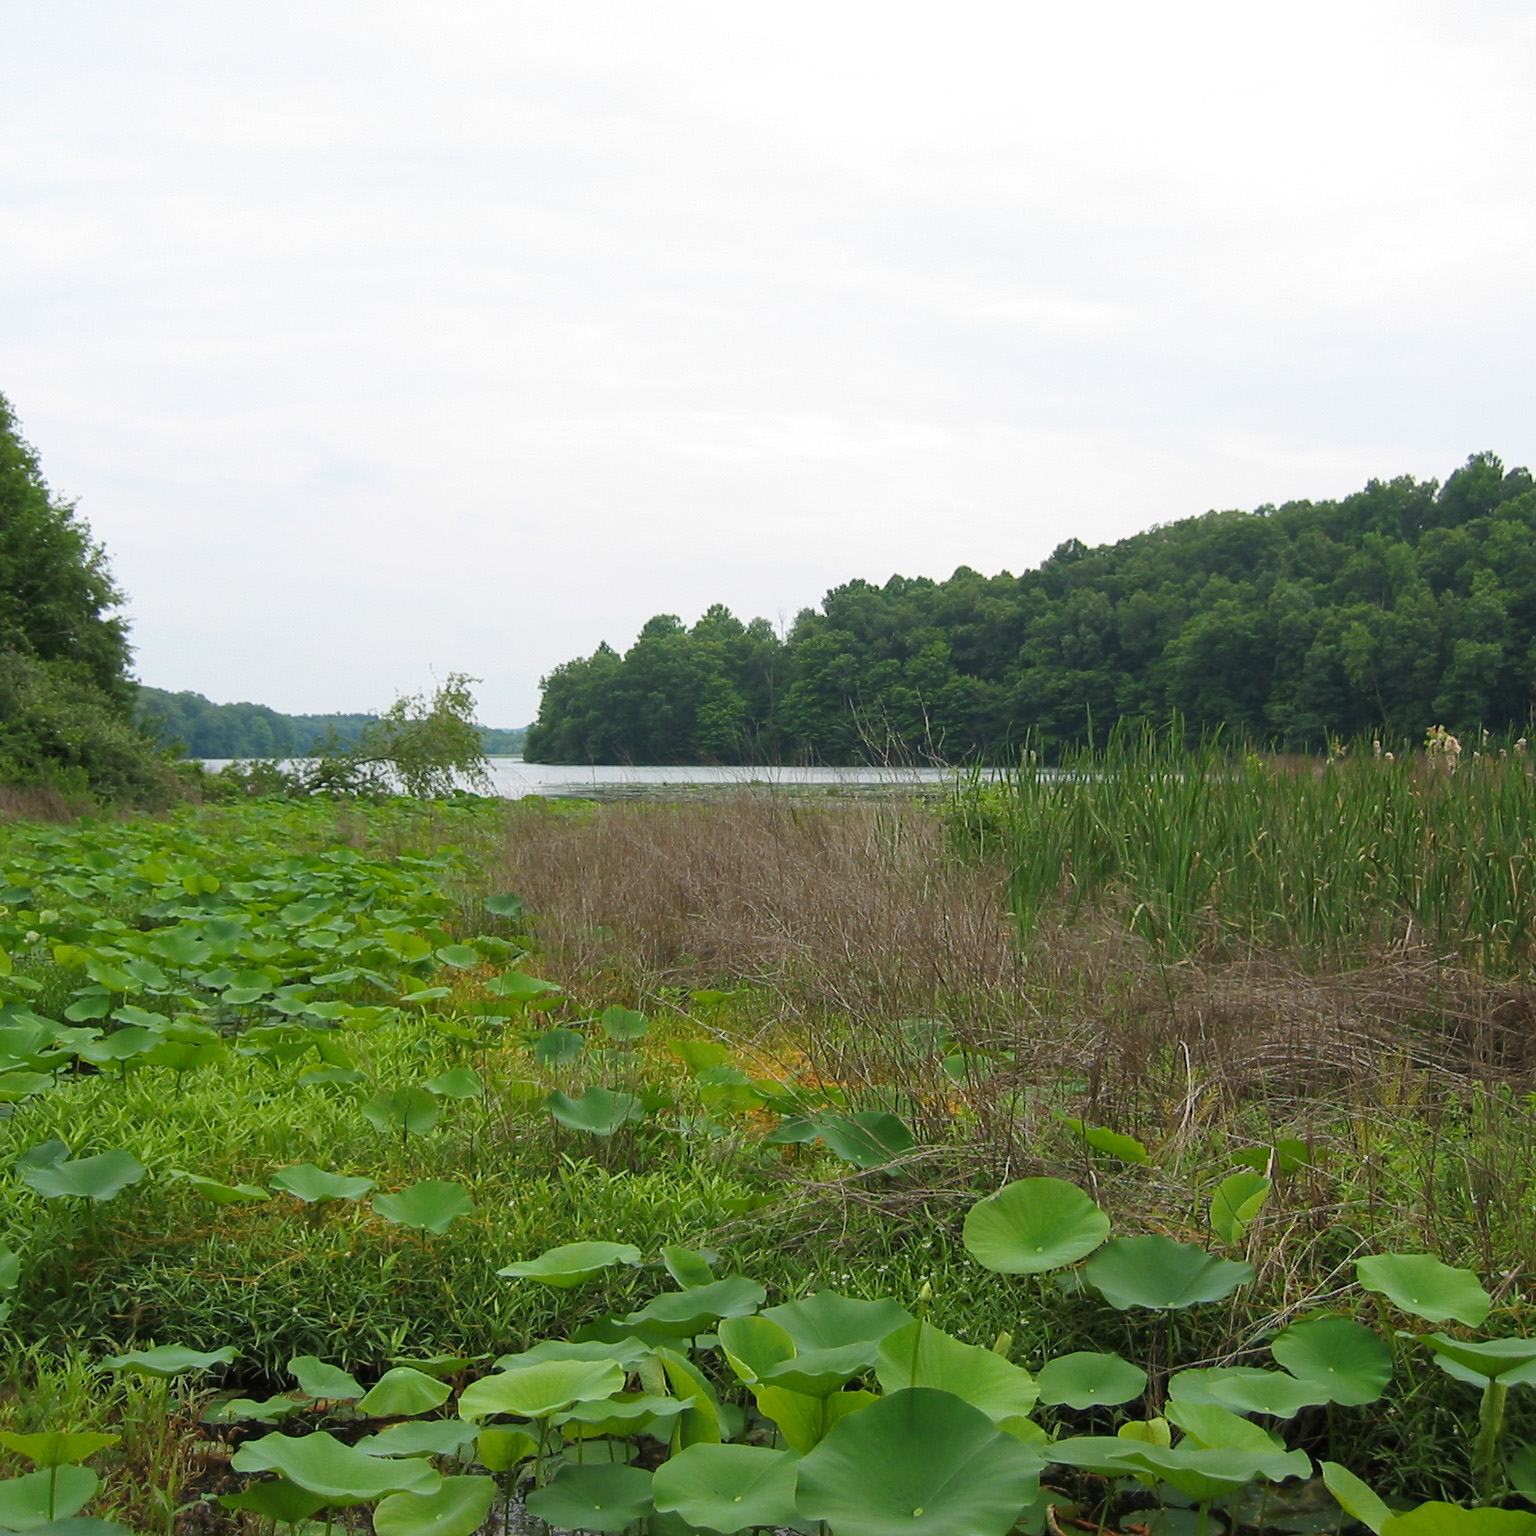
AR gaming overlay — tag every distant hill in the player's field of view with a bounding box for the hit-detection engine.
[526,451,1536,764]
[138,687,526,759]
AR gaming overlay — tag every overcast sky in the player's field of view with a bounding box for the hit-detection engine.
[3,2,1534,725]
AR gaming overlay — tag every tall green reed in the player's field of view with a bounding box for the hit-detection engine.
[971,725,1536,971]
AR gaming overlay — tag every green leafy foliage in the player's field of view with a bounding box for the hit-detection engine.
[962,1177,1111,1274]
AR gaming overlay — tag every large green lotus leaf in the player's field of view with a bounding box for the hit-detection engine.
[289,1356,364,1400]
[0,1432,119,1469]
[230,1431,440,1504]
[1164,1399,1286,1454]
[1356,1254,1491,1327]
[760,1292,914,1351]
[20,1150,145,1202]
[797,1387,1042,1536]
[546,1087,642,1136]
[1382,1506,1536,1534]
[600,1006,650,1042]
[361,1088,441,1138]
[24,1517,134,1536]
[269,1164,375,1204]
[1269,1314,1394,1406]
[203,1394,302,1424]
[496,1241,642,1288]
[474,1428,537,1473]
[524,1464,654,1534]
[169,1170,270,1205]
[370,1468,494,1536]
[1168,1367,1329,1417]
[661,1246,717,1289]
[1420,1335,1536,1382]
[356,1422,477,1459]
[555,1392,692,1438]
[218,1480,328,1524]
[759,1341,879,1398]
[1083,1235,1253,1310]
[100,1344,237,1378]
[373,1476,497,1536]
[719,1315,797,1382]
[1320,1460,1391,1535]
[494,1337,652,1372]
[0,1467,97,1530]
[1054,1432,1308,1503]
[653,1443,799,1532]
[815,1111,915,1169]
[622,1277,768,1337]
[457,1359,624,1421]
[963,1177,1110,1275]
[532,1028,585,1068]
[654,1346,724,1450]
[1034,1351,1147,1409]
[754,1386,875,1455]
[434,945,482,970]
[372,1181,474,1234]
[390,1353,487,1378]
[423,1067,482,1099]
[876,1323,1039,1423]
[357,1367,452,1417]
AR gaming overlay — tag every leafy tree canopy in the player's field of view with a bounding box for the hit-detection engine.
[525,454,1536,764]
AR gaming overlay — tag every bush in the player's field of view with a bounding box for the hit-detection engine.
[0,650,172,803]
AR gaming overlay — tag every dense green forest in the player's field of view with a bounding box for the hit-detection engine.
[137,686,526,759]
[0,393,168,799]
[525,452,1536,764]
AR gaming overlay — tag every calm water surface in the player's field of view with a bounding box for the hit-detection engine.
[202,758,993,802]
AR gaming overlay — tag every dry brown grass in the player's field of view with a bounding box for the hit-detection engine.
[0,782,90,823]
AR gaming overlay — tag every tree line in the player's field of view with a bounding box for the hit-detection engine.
[137,688,526,760]
[525,452,1536,764]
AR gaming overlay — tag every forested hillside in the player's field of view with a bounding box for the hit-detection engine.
[0,393,168,799]
[526,452,1536,764]
[138,687,526,759]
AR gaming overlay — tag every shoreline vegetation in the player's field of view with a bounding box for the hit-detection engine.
[1,748,1535,1530]
[524,451,1536,770]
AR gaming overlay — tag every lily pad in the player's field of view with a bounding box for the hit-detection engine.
[357,1367,452,1417]
[457,1359,625,1421]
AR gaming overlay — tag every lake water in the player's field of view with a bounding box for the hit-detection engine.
[201,758,988,802]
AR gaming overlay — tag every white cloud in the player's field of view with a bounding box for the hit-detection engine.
[0,0,1532,722]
